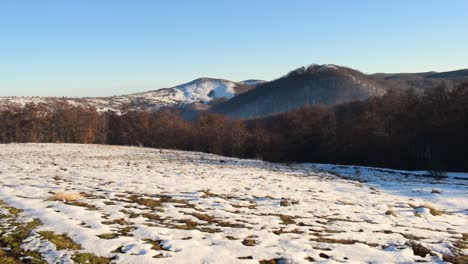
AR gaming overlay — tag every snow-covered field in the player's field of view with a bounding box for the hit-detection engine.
[0,144,466,263]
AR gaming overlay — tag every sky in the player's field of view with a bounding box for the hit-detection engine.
[0,0,467,97]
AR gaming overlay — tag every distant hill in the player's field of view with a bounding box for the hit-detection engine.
[211,64,387,119]
[371,69,468,91]
[0,78,255,113]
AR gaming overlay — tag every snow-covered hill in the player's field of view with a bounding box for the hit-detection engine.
[130,78,244,105]
[0,144,466,263]
[0,78,255,113]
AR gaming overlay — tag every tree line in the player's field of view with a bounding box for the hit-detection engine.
[1,83,467,171]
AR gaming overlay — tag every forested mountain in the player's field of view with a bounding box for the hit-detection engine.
[212,65,387,119]
[372,69,468,91]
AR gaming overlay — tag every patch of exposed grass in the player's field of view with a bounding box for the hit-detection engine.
[102,218,130,226]
[407,241,433,257]
[0,255,19,264]
[71,253,110,264]
[126,194,188,209]
[259,258,286,264]
[52,176,62,181]
[200,190,237,200]
[127,195,161,208]
[410,203,443,216]
[120,209,143,219]
[310,232,379,247]
[111,246,123,254]
[215,220,246,229]
[158,195,186,204]
[8,207,23,216]
[424,204,443,216]
[0,201,45,264]
[66,201,98,210]
[277,214,296,225]
[337,200,354,206]
[48,192,83,202]
[186,212,215,222]
[443,255,468,264]
[185,212,247,229]
[230,203,257,209]
[310,236,358,245]
[242,238,258,247]
[97,233,118,240]
[273,228,304,235]
[385,209,398,217]
[166,218,220,233]
[38,231,81,250]
[153,253,168,258]
[47,192,97,210]
[144,239,167,251]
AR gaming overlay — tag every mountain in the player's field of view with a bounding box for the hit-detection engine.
[211,65,468,119]
[1,65,467,118]
[211,64,387,119]
[0,78,255,113]
[130,77,255,105]
[371,69,468,91]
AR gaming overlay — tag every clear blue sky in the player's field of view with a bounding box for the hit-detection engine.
[1,0,467,97]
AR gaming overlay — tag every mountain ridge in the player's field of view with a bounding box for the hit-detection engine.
[1,64,467,117]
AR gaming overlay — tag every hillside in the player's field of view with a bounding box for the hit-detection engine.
[212,64,387,119]
[372,69,468,91]
[0,78,255,113]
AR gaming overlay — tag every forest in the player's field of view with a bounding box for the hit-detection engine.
[1,83,467,171]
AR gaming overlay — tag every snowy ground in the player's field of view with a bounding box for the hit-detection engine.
[0,144,466,263]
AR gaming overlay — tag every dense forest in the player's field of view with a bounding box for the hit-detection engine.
[1,83,467,171]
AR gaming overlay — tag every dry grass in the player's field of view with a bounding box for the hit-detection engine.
[269,214,296,225]
[102,218,131,226]
[424,203,443,216]
[97,233,118,240]
[38,231,81,250]
[186,212,215,222]
[407,241,432,257]
[144,239,167,251]
[443,254,468,264]
[259,258,285,264]
[48,192,84,202]
[127,195,161,208]
[71,253,110,264]
[409,203,443,216]
[48,192,98,210]
[241,237,258,247]
[385,209,398,217]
